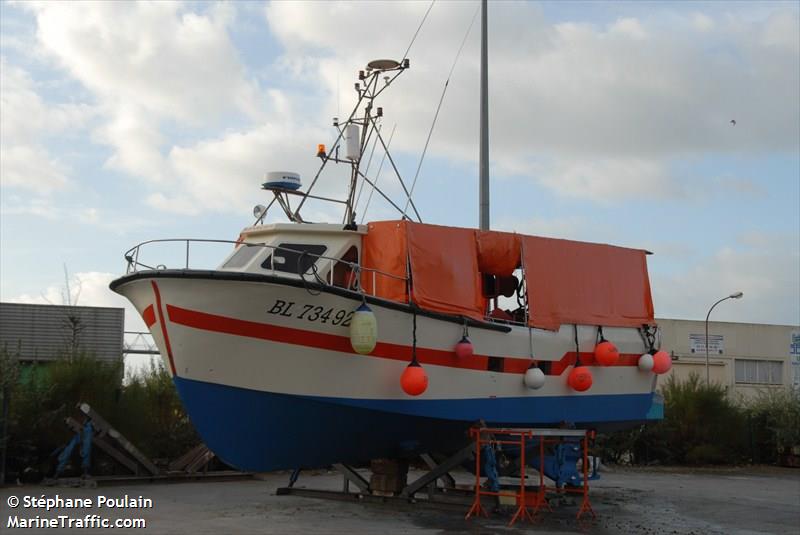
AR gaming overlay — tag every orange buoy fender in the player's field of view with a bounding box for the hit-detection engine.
[652,350,672,374]
[568,366,593,392]
[454,336,474,359]
[401,362,428,396]
[594,340,619,366]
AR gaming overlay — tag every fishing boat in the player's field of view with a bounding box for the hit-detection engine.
[110,6,669,473]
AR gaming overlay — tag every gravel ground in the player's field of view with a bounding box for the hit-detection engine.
[1,465,798,534]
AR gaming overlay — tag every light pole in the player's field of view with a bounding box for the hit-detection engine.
[705,291,743,385]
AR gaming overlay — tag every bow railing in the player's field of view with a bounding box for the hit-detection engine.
[122,238,407,296]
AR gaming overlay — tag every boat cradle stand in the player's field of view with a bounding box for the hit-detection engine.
[277,427,599,522]
[276,443,486,512]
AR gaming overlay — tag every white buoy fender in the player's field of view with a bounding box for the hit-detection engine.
[523,367,546,389]
[350,303,377,354]
[638,353,654,372]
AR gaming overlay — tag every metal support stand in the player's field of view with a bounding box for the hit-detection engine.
[465,428,535,527]
[277,445,476,509]
[465,427,597,526]
[287,468,301,488]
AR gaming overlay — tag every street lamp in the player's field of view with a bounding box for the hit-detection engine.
[705,291,744,385]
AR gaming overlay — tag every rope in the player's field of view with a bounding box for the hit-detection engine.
[404,4,480,215]
[638,325,657,353]
[411,311,418,364]
[401,0,436,60]
[574,324,581,366]
[298,252,322,296]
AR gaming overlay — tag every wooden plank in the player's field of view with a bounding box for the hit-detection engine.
[332,463,370,494]
[78,403,159,475]
[400,443,474,498]
[169,444,207,472]
[186,449,215,473]
[420,453,456,489]
[65,417,139,474]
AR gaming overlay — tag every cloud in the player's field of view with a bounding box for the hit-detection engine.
[691,13,715,32]
[0,58,92,195]
[9,1,799,212]
[651,236,800,325]
[27,2,259,124]
[536,157,686,202]
[0,194,59,219]
[0,145,69,194]
[495,215,592,241]
[265,2,799,201]
[8,271,146,331]
[18,1,267,211]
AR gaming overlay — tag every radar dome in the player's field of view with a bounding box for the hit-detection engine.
[263,171,301,191]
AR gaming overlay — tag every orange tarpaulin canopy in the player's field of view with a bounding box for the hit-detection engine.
[522,236,654,331]
[361,221,655,329]
[476,230,521,276]
[407,222,485,320]
[361,221,408,303]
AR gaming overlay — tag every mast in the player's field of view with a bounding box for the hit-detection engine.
[479,0,490,230]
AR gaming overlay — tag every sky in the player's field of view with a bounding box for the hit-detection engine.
[1,0,799,339]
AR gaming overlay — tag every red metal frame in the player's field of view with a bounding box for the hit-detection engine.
[465,427,596,526]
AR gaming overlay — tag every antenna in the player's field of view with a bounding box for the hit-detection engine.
[291,58,421,226]
[63,264,72,306]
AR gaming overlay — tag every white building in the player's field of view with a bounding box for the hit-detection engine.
[657,318,800,400]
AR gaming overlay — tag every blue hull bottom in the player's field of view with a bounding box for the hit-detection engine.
[174,377,662,472]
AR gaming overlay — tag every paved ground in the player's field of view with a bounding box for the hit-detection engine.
[1,466,798,534]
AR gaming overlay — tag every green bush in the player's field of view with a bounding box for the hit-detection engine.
[658,373,746,464]
[2,350,198,482]
[744,388,800,463]
[597,373,775,465]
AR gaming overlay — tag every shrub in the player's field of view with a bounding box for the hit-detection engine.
[3,352,198,481]
[598,373,750,465]
[658,373,746,464]
[744,388,800,463]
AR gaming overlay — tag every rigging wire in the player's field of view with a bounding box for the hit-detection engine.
[360,124,397,223]
[353,122,383,214]
[401,0,436,60]
[403,4,480,215]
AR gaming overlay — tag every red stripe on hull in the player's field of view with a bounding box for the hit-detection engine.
[165,304,642,375]
[151,281,176,375]
[142,304,156,328]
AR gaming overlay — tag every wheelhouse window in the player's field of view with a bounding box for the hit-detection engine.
[332,246,359,289]
[223,244,263,269]
[261,243,327,274]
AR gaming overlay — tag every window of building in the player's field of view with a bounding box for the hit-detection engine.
[261,243,327,274]
[734,359,783,385]
[222,244,264,269]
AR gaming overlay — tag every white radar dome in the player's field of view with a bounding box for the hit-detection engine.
[263,171,301,191]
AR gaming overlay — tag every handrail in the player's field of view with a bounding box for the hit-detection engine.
[122,238,407,294]
[122,239,528,328]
